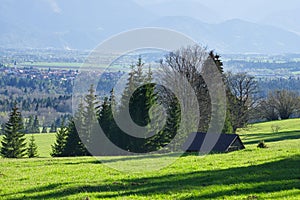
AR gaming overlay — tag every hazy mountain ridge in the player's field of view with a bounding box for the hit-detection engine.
[1,0,300,53]
[148,17,300,54]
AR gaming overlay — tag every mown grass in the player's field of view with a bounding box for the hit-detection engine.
[237,118,300,145]
[0,119,299,199]
[31,133,55,157]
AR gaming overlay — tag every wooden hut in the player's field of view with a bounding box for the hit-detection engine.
[184,132,245,153]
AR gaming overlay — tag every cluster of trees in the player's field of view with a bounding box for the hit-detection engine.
[160,46,262,134]
[159,47,293,134]
[0,114,69,135]
[0,72,73,94]
[258,90,300,120]
[1,104,38,158]
[0,94,72,131]
[0,71,122,129]
[3,45,300,158]
[257,77,300,98]
[24,115,40,133]
[225,73,300,125]
[0,95,72,113]
[51,57,181,156]
[51,46,240,156]
[226,60,300,69]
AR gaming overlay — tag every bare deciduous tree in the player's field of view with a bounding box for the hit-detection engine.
[257,99,278,121]
[261,90,300,120]
[225,72,258,132]
[160,45,210,133]
[160,45,226,133]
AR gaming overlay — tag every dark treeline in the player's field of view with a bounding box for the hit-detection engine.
[226,60,300,70]
[257,77,300,97]
[52,58,183,156]
[0,71,73,94]
[0,95,72,112]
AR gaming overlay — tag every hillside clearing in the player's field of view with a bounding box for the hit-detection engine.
[0,119,299,199]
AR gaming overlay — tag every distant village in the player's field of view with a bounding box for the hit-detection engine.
[0,64,78,82]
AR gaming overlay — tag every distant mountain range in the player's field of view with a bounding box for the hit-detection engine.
[1,0,300,54]
[148,16,300,54]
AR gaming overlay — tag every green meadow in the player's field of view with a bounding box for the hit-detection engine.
[22,62,83,68]
[0,119,299,199]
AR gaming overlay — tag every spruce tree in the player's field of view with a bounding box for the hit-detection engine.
[32,115,40,133]
[0,123,5,134]
[99,97,113,136]
[82,84,99,153]
[162,96,181,151]
[1,103,27,158]
[50,123,56,133]
[63,100,89,156]
[27,135,38,158]
[50,86,100,157]
[210,51,234,133]
[82,85,99,146]
[127,83,157,152]
[146,88,181,152]
[120,65,136,112]
[42,126,48,133]
[222,111,234,133]
[51,120,68,157]
[26,115,34,133]
[98,93,116,155]
[117,57,157,153]
[63,120,88,156]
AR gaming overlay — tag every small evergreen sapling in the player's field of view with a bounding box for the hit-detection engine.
[51,120,68,157]
[27,135,38,158]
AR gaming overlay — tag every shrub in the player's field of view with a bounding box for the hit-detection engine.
[257,141,268,148]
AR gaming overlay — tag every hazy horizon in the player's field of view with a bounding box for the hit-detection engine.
[1,0,300,53]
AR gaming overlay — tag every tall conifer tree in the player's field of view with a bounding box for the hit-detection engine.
[51,120,68,157]
[1,103,27,158]
[63,99,89,156]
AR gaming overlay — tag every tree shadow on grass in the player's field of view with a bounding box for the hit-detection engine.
[62,152,183,165]
[4,155,300,199]
[241,130,300,145]
[62,152,229,166]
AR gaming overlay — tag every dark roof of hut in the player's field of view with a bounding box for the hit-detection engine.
[183,132,245,153]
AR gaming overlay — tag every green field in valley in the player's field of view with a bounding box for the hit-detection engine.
[0,119,299,199]
[22,62,83,68]
[20,62,125,71]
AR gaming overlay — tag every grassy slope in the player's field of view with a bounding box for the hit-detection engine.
[0,119,299,199]
[237,118,300,145]
[32,133,55,157]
